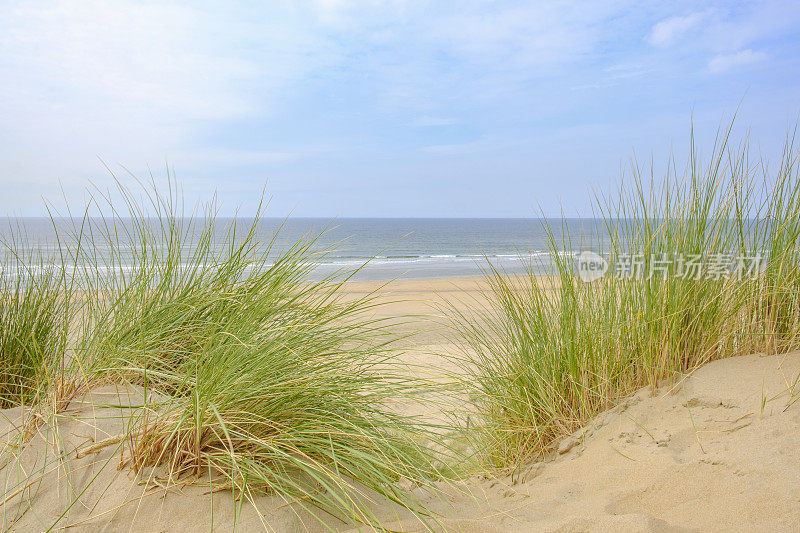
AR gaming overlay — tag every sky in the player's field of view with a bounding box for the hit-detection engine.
[1,0,799,217]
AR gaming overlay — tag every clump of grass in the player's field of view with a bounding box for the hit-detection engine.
[451,121,800,468]
[0,226,70,409]
[52,178,448,528]
[747,130,800,355]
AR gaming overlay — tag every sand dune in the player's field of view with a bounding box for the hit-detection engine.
[2,277,799,532]
[3,349,799,531]
[421,350,800,532]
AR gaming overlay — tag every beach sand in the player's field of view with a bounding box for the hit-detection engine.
[2,276,799,531]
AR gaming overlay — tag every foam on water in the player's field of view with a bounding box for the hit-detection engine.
[1,218,608,281]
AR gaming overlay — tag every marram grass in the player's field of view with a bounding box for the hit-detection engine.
[1,179,452,530]
[2,121,798,528]
[451,123,800,468]
[0,224,70,409]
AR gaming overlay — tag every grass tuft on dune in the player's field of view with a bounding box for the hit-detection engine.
[2,178,450,530]
[451,122,800,468]
[0,225,70,410]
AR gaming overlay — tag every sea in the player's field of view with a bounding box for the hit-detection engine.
[2,218,607,281]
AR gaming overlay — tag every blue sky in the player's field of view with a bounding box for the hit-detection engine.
[1,1,799,217]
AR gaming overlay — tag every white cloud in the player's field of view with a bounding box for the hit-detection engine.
[648,12,706,48]
[0,1,338,206]
[708,49,767,73]
[170,148,301,167]
[412,116,456,127]
[1,2,256,120]
[0,0,798,215]
[420,142,477,155]
[431,3,606,68]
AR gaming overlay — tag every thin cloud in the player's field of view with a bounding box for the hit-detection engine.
[648,12,706,48]
[0,1,798,216]
[412,117,457,127]
[708,49,767,73]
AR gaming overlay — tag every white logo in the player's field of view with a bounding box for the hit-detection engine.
[576,251,608,283]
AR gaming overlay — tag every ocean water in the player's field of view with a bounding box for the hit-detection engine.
[2,218,607,281]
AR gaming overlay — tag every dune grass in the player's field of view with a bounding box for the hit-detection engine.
[3,121,798,526]
[0,180,451,530]
[451,123,800,468]
[0,225,70,410]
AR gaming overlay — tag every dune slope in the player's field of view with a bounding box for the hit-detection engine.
[2,352,799,532]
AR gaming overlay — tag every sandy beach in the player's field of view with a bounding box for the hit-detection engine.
[2,276,799,532]
[3,2,800,530]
